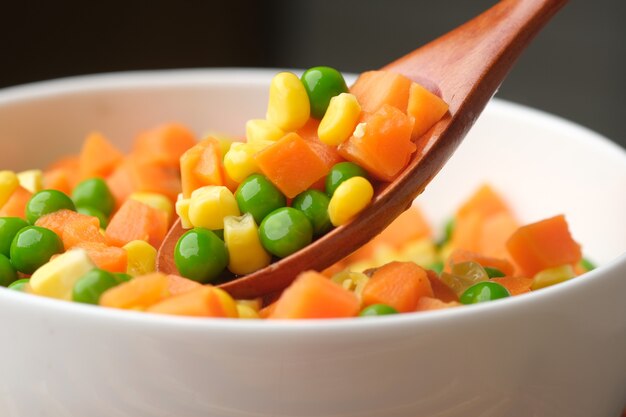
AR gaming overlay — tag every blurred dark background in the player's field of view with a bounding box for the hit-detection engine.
[2,0,624,147]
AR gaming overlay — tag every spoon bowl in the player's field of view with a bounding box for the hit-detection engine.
[157,0,570,298]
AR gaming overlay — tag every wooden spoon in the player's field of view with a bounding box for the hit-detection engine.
[158,0,568,299]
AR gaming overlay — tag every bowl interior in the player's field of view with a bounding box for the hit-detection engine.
[1,69,625,265]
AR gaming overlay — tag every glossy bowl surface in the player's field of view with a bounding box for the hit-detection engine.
[0,70,625,417]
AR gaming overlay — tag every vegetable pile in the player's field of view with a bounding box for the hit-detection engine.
[0,67,593,319]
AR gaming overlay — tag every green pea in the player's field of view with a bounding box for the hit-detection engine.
[325,162,368,197]
[460,281,510,305]
[10,226,63,274]
[72,178,116,217]
[113,272,133,283]
[259,207,312,258]
[72,269,119,304]
[77,206,109,229]
[235,174,286,225]
[484,266,506,278]
[0,254,18,287]
[8,278,30,292]
[301,66,349,119]
[292,190,332,237]
[579,257,596,272]
[359,304,399,317]
[437,217,455,248]
[25,189,75,224]
[175,228,228,283]
[0,217,29,257]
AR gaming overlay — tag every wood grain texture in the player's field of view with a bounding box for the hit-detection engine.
[158,0,569,299]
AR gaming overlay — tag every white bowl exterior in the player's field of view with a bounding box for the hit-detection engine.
[0,70,625,417]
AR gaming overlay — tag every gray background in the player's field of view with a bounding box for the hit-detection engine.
[2,0,624,148]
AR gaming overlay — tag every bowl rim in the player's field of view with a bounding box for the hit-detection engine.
[1,69,625,334]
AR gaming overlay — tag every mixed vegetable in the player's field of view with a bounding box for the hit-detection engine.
[0,67,593,319]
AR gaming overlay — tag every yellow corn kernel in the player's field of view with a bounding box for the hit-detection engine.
[123,240,157,276]
[188,186,240,230]
[213,287,239,318]
[331,270,369,300]
[16,169,43,194]
[318,93,362,146]
[224,213,271,275]
[394,238,437,268]
[29,249,95,300]
[130,192,174,225]
[236,303,260,319]
[236,298,262,311]
[0,170,19,208]
[246,119,285,147]
[531,264,576,290]
[328,176,374,226]
[175,194,193,229]
[266,72,310,131]
[223,142,262,183]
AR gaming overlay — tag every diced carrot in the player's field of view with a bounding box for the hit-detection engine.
[47,155,80,171]
[132,123,197,168]
[61,217,107,249]
[361,262,433,313]
[451,185,517,255]
[407,82,449,139]
[478,211,519,260]
[269,271,360,319]
[105,199,168,248]
[415,296,461,312]
[346,205,431,263]
[146,286,236,317]
[75,242,128,273]
[457,184,511,219]
[506,215,582,277]
[426,269,459,303]
[105,158,136,209]
[450,211,483,253]
[445,248,515,277]
[255,132,329,198]
[180,138,225,198]
[350,70,412,113]
[259,301,278,319]
[167,274,202,295]
[297,119,345,192]
[78,132,124,179]
[0,186,32,219]
[107,156,181,208]
[35,209,95,237]
[338,104,415,181]
[126,155,181,202]
[297,118,345,170]
[491,276,533,296]
[100,273,169,309]
[42,168,72,195]
[46,155,81,190]
[193,140,224,185]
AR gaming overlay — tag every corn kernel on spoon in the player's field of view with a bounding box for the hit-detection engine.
[158,0,568,299]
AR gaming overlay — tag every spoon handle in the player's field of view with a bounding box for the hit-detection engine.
[385,0,569,114]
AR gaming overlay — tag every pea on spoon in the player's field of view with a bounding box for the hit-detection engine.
[158,0,569,299]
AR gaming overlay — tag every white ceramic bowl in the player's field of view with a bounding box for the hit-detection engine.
[0,70,624,417]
